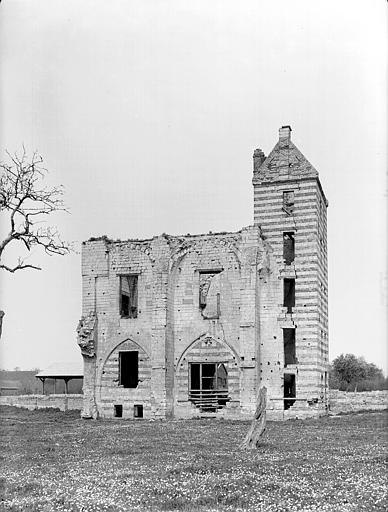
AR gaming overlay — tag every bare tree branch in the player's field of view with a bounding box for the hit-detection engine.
[0,262,42,272]
[0,149,72,273]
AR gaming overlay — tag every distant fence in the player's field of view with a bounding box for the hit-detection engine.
[329,390,388,414]
[0,394,83,411]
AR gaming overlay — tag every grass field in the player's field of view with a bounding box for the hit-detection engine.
[0,406,387,512]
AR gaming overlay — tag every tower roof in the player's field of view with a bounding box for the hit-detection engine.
[253,125,319,184]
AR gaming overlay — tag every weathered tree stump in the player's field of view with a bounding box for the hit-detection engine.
[240,385,267,449]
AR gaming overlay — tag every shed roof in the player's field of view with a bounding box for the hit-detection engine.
[35,362,83,379]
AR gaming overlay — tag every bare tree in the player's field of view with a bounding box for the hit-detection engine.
[0,148,71,273]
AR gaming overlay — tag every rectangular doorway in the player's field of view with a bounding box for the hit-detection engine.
[119,351,138,388]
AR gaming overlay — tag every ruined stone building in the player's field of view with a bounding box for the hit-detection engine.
[77,126,328,420]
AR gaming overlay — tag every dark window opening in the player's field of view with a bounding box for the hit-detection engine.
[199,270,222,319]
[283,191,295,213]
[120,275,138,318]
[114,404,123,418]
[283,232,295,265]
[119,351,138,388]
[283,328,296,366]
[189,362,228,412]
[284,278,295,313]
[134,404,143,418]
[284,373,296,410]
[191,363,200,390]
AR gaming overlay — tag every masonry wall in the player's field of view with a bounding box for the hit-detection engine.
[252,128,329,419]
[1,390,385,416]
[79,126,329,421]
[80,227,267,420]
[81,237,170,419]
[0,394,83,411]
[253,179,329,416]
[329,390,388,414]
[169,227,263,418]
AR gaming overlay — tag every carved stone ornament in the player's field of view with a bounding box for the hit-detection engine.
[77,311,97,357]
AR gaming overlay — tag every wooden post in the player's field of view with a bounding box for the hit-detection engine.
[53,378,56,394]
[240,385,267,449]
[40,378,45,395]
[64,378,69,395]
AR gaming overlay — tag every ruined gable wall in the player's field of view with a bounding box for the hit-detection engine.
[81,236,170,419]
[80,239,109,418]
[171,235,241,357]
[169,233,241,418]
[168,226,265,418]
[80,226,270,420]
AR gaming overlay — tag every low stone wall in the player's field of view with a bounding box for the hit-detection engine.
[0,394,83,412]
[1,391,387,417]
[329,390,388,414]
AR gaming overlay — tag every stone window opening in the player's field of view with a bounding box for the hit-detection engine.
[199,270,222,319]
[114,404,123,418]
[283,190,295,214]
[189,362,228,412]
[284,373,296,410]
[120,275,138,318]
[283,278,295,313]
[283,232,295,265]
[283,328,296,366]
[119,351,138,388]
[134,404,143,418]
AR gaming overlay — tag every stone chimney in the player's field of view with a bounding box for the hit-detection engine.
[279,125,292,142]
[253,148,266,172]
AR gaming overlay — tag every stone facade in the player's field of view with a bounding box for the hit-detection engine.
[78,126,329,420]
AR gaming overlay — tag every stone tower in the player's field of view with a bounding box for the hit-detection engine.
[253,125,329,417]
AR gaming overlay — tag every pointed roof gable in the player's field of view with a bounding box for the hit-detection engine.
[253,125,318,184]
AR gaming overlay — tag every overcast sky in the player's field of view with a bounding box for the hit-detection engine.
[0,0,386,373]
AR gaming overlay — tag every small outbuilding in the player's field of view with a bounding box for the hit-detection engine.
[35,362,83,394]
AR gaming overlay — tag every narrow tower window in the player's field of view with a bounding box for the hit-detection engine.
[283,278,295,313]
[119,351,139,388]
[283,191,295,213]
[283,328,296,366]
[120,275,138,318]
[283,232,295,265]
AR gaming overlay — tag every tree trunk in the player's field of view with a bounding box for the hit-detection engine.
[240,385,267,449]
